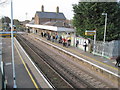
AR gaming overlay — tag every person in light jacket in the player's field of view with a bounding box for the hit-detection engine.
[83,41,87,52]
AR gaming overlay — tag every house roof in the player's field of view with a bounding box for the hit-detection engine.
[28,19,35,24]
[36,11,66,20]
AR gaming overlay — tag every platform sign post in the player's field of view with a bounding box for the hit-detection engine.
[85,30,96,54]
[11,0,17,88]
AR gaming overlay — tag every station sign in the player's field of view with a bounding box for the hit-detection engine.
[80,0,117,2]
[85,30,96,36]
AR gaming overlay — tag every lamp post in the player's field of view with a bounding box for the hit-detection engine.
[74,27,76,47]
[102,13,107,56]
[93,30,96,55]
[11,0,17,88]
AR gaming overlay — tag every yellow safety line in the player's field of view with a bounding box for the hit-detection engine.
[38,36,119,71]
[67,48,119,71]
[15,44,39,90]
[34,34,119,71]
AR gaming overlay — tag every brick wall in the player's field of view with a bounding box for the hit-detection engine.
[34,14,40,24]
[40,18,65,24]
[34,13,65,25]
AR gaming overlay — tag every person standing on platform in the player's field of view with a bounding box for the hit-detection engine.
[47,33,51,40]
[41,32,43,37]
[83,41,87,52]
[88,38,92,53]
[44,33,46,37]
[76,40,79,47]
[52,35,55,42]
[59,36,62,43]
[55,34,58,41]
[62,38,67,47]
[115,56,120,67]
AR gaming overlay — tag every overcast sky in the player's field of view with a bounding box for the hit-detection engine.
[1,0,120,21]
[1,0,79,21]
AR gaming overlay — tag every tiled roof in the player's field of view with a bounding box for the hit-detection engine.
[29,19,34,24]
[36,12,66,19]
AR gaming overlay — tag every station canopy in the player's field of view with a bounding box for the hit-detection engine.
[26,24,75,32]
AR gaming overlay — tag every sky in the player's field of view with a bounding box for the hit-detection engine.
[0,0,79,21]
[1,0,120,21]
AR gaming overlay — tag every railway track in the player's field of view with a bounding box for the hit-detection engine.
[16,34,72,89]
[16,34,110,88]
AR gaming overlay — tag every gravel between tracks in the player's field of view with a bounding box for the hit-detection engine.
[16,34,73,89]
[16,34,111,88]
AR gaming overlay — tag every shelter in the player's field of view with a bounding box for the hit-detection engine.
[26,24,74,36]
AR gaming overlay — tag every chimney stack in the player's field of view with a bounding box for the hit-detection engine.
[41,5,44,12]
[56,6,59,13]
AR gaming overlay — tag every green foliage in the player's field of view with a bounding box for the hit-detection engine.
[1,16,11,30]
[0,17,24,31]
[1,16,11,24]
[73,2,120,41]
[13,19,20,26]
[13,19,21,31]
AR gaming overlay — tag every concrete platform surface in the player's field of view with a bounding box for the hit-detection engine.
[2,38,35,88]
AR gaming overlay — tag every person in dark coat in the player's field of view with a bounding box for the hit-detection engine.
[47,33,51,40]
[41,32,43,37]
[59,36,62,43]
[115,56,120,67]
[44,33,46,37]
[76,40,79,47]
[52,35,55,42]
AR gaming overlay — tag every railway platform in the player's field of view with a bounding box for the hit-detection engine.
[0,68,2,89]
[2,38,36,88]
[30,33,119,71]
[0,37,2,89]
[2,38,53,89]
[28,33,120,88]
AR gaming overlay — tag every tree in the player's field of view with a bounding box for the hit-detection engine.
[1,16,11,30]
[0,0,8,5]
[13,19,22,31]
[73,2,120,41]
[13,19,20,26]
[1,16,11,24]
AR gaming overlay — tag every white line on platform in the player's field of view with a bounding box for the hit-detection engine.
[36,37,120,78]
[112,61,116,64]
[14,38,53,89]
[5,62,12,66]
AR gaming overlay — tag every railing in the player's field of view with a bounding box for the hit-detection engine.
[92,40,120,59]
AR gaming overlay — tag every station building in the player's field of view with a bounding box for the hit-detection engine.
[26,5,75,38]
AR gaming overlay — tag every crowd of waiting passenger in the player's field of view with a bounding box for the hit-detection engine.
[40,31,120,67]
[40,32,71,47]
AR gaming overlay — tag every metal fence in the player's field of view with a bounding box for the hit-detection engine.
[70,35,120,59]
[93,40,120,59]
